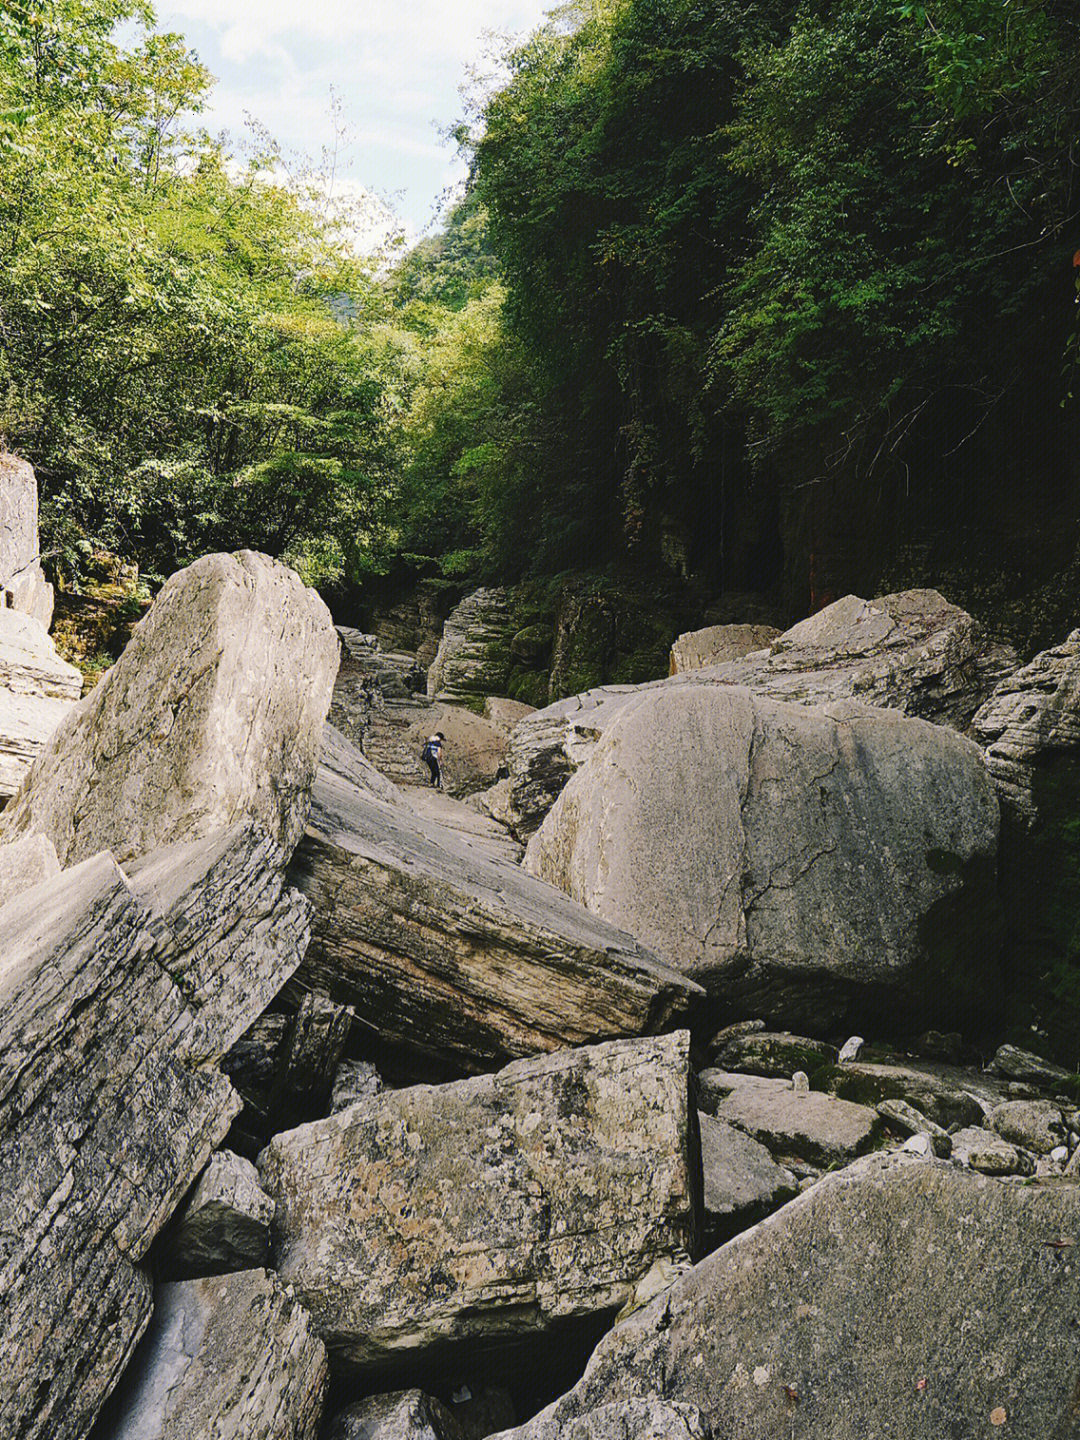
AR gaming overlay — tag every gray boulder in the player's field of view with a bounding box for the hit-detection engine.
[508,589,1015,835]
[988,1100,1066,1155]
[288,749,701,1074]
[0,550,338,866]
[700,1070,879,1167]
[327,1391,464,1440]
[0,452,53,626]
[698,1112,796,1247]
[950,1126,1034,1176]
[427,588,510,702]
[525,686,999,1028]
[0,609,82,795]
[669,623,778,675]
[259,1033,698,1378]
[710,1031,837,1078]
[991,1044,1073,1089]
[162,1150,274,1280]
[492,1154,1080,1440]
[103,1270,327,1440]
[331,1059,384,1113]
[494,1399,711,1440]
[817,1061,984,1129]
[0,854,240,1440]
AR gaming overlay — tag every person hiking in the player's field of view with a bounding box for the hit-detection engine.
[421,731,445,789]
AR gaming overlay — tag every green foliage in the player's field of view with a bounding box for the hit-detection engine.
[0,0,400,588]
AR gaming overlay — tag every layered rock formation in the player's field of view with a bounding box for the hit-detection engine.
[493,1154,1080,1440]
[0,451,54,626]
[508,588,1015,835]
[526,686,1000,1027]
[289,737,701,1072]
[427,588,510,702]
[0,607,82,795]
[260,1033,698,1378]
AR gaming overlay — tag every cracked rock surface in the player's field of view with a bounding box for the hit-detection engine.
[259,1032,698,1379]
[492,1153,1080,1440]
[0,608,82,795]
[0,452,54,626]
[525,685,1000,1029]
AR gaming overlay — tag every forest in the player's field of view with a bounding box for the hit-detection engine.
[2,0,1080,643]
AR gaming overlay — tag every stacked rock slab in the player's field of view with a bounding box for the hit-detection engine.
[669,623,779,675]
[427,588,510,703]
[0,856,240,1440]
[289,739,702,1072]
[508,589,1016,836]
[0,607,82,796]
[0,551,340,1440]
[103,1270,327,1440]
[0,451,54,626]
[525,686,1000,1028]
[493,1153,1080,1440]
[259,1033,698,1378]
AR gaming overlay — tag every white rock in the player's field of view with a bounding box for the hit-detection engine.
[838,1036,864,1063]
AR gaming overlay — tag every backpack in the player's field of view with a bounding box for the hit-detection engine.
[421,738,438,762]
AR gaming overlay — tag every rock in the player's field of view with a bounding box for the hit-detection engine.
[699,1070,879,1166]
[222,1013,291,1105]
[451,1388,516,1440]
[0,830,59,907]
[711,1031,837,1078]
[161,1150,274,1279]
[0,609,82,795]
[124,825,311,1059]
[508,589,1015,834]
[328,630,438,789]
[288,753,701,1074]
[525,685,1000,1028]
[992,1044,1073,1089]
[331,1059,384,1113]
[0,550,338,867]
[0,452,53,626]
[669,623,779,675]
[708,1019,766,1048]
[498,1398,711,1440]
[102,1270,327,1440]
[837,1036,864,1063]
[274,990,353,1112]
[950,1126,1034,1176]
[491,1154,1080,1440]
[917,1029,964,1063]
[322,720,404,805]
[406,702,514,797]
[791,1071,810,1094]
[973,629,1080,825]
[259,1033,699,1379]
[0,853,241,1440]
[988,1100,1066,1155]
[876,1099,951,1157]
[698,1112,796,1248]
[816,1061,985,1129]
[427,588,510,702]
[485,696,536,730]
[469,776,515,828]
[327,1390,464,1440]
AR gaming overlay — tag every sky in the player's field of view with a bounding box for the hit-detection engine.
[151,1,558,241]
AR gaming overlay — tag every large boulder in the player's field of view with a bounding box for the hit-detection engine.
[0,452,53,626]
[698,1113,796,1248]
[0,855,241,1440]
[525,686,1000,1029]
[427,588,510,702]
[508,589,1015,835]
[259,1033,699,1379]
[669,623,779,675]
[0,608,82,796]
[699,1071,879,1167]
[0,550,338,866]
[102,1270,327,1440]
[492,1153,1080,1440]
[288,737,702,1073]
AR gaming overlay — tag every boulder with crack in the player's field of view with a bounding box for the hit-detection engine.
[102,1270,327,1440]
[669,623,779,675]
[288,750,702,1073]
[0,549,338,865]
[525,686,1000,1030]
[508,589,1015,835]
[0,452,54,626]
[259,1033,698,1379]
[427,587,510,702]
[492,1153,1080,1440]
